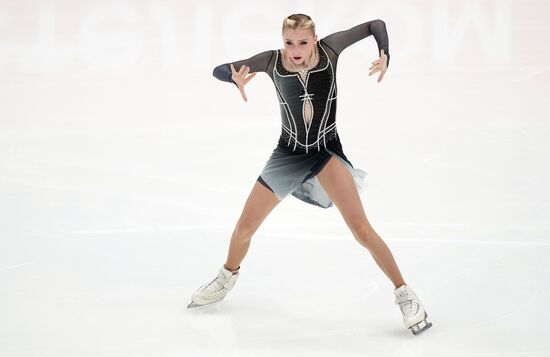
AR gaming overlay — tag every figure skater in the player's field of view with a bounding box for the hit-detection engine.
[187,13,432,335]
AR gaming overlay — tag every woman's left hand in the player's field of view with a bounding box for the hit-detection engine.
[369,49,388,83]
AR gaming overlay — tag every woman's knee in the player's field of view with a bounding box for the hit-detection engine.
[233,220,257,240]
[351,223,377,246]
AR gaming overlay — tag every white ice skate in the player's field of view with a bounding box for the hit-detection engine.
[393,284,432,335]
[187,265,240,309]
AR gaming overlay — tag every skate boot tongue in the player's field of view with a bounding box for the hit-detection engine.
[394,284,406,292]
[222,265,240,276]
[220,267,233,279]
[394,284,408,297]
[394,284,415,310]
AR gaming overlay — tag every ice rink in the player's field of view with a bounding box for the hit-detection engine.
[1,0,549,356]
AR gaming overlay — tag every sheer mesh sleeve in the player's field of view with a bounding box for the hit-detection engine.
[321,19,390,67]
[212,49,274,86]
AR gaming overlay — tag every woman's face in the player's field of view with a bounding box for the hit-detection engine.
[282,28,318,65]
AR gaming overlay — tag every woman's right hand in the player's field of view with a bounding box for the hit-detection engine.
[230,63,257,102]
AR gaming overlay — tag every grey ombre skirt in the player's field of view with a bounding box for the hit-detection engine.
[257,143,368,208]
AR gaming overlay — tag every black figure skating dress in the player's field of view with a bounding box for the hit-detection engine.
[213,19,390,208]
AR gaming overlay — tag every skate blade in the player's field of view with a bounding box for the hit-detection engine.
[410,313,432,335]
[187,298,224,309]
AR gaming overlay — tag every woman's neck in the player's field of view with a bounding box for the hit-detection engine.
[282,46,319,72]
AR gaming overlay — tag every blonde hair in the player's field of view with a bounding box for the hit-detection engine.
[282,13,316,36]
[281,14,318,71]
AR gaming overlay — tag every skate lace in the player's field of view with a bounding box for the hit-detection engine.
[202,271,227,293]
[397,291,418,316]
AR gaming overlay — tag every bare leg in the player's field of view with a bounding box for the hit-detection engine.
[224,179,281,271]
[317,156,406,289]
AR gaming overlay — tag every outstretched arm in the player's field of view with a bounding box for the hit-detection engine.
[321,19,390,67]
[212,49,274,87]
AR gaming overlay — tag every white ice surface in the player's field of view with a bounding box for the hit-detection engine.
[1,1,549,356]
